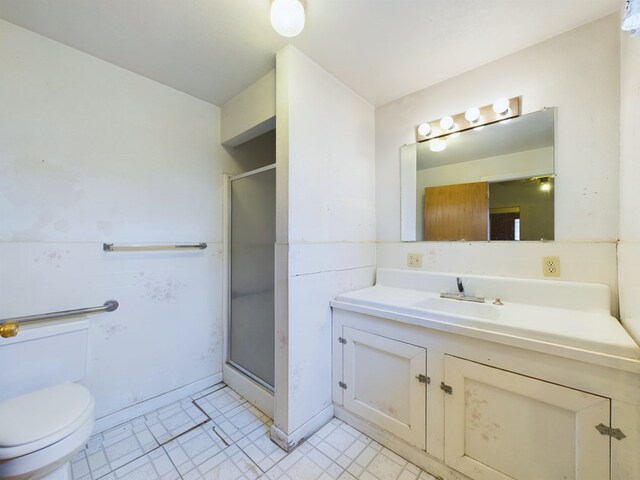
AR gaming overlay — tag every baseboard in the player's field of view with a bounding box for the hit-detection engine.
[223,363,274,418]
[93,373,223,434]
[270,404,334,452]
[334,406,470,480]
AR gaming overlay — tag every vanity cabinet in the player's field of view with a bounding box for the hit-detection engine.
[443,356,610,480]
[332,309,639,480]
[340,327,427,450]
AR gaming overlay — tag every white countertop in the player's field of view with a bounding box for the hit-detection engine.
[331,269,640,372]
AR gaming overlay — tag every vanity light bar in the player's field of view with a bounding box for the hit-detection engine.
[416,96,521,143]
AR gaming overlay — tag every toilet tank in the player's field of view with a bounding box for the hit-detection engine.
[0,318,89,403]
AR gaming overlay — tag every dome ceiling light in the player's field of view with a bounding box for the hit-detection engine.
[271,0,305,37]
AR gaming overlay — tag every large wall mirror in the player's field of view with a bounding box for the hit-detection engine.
[401,108,555,241]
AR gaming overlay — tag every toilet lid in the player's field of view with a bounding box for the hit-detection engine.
[0,383,93,448]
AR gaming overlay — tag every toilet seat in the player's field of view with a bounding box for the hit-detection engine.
[0,383,94,461]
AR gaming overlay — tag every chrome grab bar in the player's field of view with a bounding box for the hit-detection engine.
[0,300,119,339]
[103,243,207,252]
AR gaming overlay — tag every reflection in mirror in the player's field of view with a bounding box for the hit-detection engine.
[401,108,555,241]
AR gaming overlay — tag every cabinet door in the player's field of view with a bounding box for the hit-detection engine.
[343,327,426,449]
[444,356,610,480]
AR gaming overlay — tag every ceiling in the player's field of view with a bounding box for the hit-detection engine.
[0,0,621,107]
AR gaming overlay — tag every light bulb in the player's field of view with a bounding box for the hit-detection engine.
[271,0,305,37]
[465,107,480,123]
[540,179,551,191]
[417,123,431,136]
[429,139,447,152]
[440,116,455,131]
[493,97,510,115]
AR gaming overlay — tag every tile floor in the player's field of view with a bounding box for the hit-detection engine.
[71,383,438,480]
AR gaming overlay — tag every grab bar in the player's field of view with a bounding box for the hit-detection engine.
[0,300,119,339]
[103,243,207,252]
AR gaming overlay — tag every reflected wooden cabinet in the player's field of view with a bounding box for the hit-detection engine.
[341,327,426,450]
[424,181,489,241]
[443,356,610,480]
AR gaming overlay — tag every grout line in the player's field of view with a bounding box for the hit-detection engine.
[94,445,166,480]
[190,382,227,401]
[211,424,232,447]
[160,443,185,480]
[190,397,233,447]
[157,418,211,447]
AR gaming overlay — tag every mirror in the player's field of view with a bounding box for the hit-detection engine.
[401,108,555,241]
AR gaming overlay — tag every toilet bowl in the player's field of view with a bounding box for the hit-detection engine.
[0,383,95,480]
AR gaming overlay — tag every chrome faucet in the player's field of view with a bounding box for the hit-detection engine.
[440,277,486,303]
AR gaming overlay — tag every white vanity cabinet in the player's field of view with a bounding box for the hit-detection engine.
[443,356,610,480]
[332,308,640,480]
[339,327,427,450]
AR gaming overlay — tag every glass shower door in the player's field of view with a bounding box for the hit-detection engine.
[229,166,275,389]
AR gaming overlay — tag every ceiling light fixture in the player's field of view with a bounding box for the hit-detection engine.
[440,116,455,131]
[415,97,520,142]
[271,0,306,37]
[417,123,431,136]
[493,97,511,115]
[465,107,480,123]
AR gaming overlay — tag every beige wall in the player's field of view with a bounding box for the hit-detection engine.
[375,14,621,313]
[274,46,376,447]
[618,27,640,344]
[0,19,241,418]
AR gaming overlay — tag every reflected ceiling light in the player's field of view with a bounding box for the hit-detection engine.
[440,116,455,131]
[540,178,551,191]
[429,139,447,152]
[493,97,511,115]
[417,123,431,136]
[465,107,480,123]
[271,0,305,37]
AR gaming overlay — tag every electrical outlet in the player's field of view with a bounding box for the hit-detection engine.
[542,256,561,277]
[407,253,423,268]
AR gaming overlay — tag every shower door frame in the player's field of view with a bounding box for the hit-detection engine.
[222,164,277,395]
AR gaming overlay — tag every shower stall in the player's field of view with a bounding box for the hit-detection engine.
[226,164,276,390]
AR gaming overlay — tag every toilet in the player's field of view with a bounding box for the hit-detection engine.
[0,318,96,479]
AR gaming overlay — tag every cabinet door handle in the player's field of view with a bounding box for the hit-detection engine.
[416,374,430,384]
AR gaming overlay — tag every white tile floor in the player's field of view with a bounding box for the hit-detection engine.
[71,384,439,480]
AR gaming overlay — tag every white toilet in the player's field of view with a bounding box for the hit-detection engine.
[0,318,96,479]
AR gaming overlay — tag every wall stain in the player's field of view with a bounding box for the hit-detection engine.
[466,388,500,441]
[33,248,70,268]
[100,323,127,340]
[135,273,186,303]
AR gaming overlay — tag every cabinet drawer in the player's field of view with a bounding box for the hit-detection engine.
[342,327,427,450]
[444,356,610,480]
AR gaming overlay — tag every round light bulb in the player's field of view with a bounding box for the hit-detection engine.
[271,0,305,37]
[440,116,455,131]
[493,97,510,115]
[465,107,480,123]
[417,123,431,137]
[429,139,447,152]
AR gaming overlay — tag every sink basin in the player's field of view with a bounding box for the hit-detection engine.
[331,269,640,361]
[414,297,501,321]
